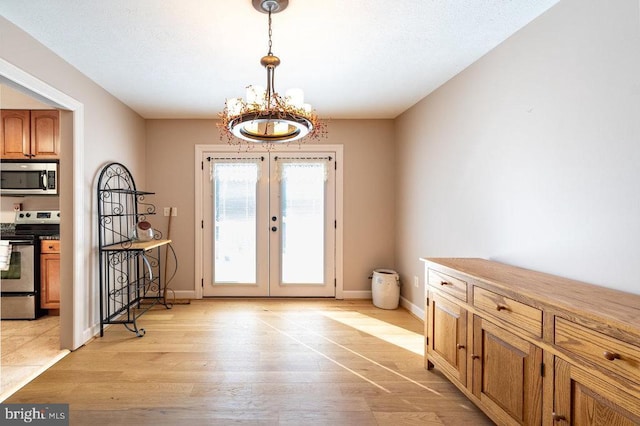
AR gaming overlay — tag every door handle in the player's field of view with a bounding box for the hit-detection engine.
[41,171,48,190]
[271,226,278,232]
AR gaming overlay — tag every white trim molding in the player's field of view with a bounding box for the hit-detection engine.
[0,58,86,350]
[194,144,344,300]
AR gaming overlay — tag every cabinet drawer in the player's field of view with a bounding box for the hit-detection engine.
[555,317,640,384]
[428,268,467,301]
[41,240,60,253]
[473,287,542,338]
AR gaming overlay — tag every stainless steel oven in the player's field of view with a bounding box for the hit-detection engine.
[0,210,60,320]
[1,239,35,292]
[0,237,39,319]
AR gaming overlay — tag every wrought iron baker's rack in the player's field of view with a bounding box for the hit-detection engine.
[97,162,172,336]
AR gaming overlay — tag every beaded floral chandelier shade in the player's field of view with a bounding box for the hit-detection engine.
[218,0,326,145]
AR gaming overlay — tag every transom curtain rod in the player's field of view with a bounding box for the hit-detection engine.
[274,156,333,161]
[206,156,265,162]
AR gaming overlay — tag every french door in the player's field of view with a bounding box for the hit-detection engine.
[201,150,336,297]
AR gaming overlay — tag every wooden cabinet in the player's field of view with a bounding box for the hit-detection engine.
[553,317,640,424]
[1,109,59,159]
[472,315,542,425]
[554,357,640,425]
[40,240,60,311]
[30,110,60,158]
[423,258,640,426]
[1,110,30,158]
[426,292,467,385]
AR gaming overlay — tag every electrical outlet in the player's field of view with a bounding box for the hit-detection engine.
[163,207,171,217]
[413,276,419,288]
[171,207,177,217]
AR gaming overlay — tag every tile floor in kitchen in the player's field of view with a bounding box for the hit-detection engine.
[0,315,68,401]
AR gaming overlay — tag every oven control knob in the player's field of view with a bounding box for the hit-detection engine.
[25,213,31,218]
[18,213,24,218]
[57,212,60,217]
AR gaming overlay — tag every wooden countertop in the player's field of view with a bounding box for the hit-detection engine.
[422,257,640,337]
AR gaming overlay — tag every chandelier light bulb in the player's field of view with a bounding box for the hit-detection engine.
[246,86,265,106]
[285,88,304,108]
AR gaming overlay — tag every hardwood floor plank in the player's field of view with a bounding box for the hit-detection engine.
[5,299,492,425]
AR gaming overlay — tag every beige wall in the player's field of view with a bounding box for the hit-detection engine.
[145,119,396,296]
[395,0,640,308]
[6,0,634,324]
[1,16,146,346]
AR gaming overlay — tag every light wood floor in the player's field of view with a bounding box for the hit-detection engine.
[5,299,492,425]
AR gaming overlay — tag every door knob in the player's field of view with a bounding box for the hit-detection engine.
[271,226,278,232]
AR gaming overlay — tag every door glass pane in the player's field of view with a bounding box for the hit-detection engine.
[213,162,258,283]
[280,162,325,284]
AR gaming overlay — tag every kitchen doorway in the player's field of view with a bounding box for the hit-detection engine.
[195,145,343,298]
[0,82,75,400]
[1,58,87,353]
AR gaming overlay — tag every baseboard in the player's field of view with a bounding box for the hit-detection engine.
[165,289,197,300]
[145,290,197,300]
[175,289,424,322]
[343,291,424,322]
[343,290,372,299]
[83,325,99,343]
[400,296,425,322]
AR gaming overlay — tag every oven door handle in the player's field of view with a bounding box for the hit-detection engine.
[5,240,34,246]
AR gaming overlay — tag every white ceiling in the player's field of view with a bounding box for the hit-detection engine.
[0,0,559,119]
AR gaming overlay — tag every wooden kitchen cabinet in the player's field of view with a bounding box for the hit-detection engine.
[1,109,30,158]
[1,109,59,159]
[40,240,60,311]
[423,258,640,426]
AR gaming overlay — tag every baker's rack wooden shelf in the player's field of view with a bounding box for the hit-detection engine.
[97,162,173,337]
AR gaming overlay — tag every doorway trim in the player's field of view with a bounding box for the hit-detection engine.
[194,144,344,299]
[0,58,85,350]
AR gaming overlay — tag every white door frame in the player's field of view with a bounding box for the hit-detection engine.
[1,58,86,350]
[194,144,344,299]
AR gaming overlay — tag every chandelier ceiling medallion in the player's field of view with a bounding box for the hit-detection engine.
[218,0,325,145]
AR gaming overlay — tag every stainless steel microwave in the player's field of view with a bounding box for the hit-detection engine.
[0,161,58,195]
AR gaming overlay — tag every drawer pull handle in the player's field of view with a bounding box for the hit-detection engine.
[603,351,621,361]
[496,304,509,312]
[456,344,465,350]
[440,281,450,286]
[551,412,566,422]
[471,354,480,360]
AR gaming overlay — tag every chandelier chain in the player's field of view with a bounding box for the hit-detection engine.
[268,9,273,56]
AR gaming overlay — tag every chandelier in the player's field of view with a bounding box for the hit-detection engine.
[218,0,325,144]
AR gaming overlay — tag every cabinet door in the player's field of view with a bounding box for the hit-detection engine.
[30,110,60,158]
[40,253,61,309]
[472,316,542,425]
[427,291,467,385]
[554,357,640,425]
[1,110,31,159]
